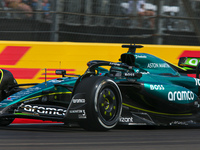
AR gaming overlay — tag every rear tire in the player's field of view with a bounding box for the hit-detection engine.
[73,76,122,131]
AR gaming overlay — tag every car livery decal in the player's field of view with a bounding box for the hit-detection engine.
[19,92,72,103]
[122,103,192,116]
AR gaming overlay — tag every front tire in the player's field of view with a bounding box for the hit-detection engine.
[73,76,122,131]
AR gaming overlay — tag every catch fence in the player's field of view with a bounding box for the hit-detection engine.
[0,0,200,45]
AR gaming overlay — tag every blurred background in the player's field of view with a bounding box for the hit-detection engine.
[0,0,200,46]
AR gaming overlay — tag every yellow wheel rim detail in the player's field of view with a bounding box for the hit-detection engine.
[108,91,110,95]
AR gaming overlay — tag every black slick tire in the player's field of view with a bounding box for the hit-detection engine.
[73,76,122,131]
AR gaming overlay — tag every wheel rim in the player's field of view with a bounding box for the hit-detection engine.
[98,87,118,122]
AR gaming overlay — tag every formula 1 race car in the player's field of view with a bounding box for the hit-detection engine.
[0,44,200,131]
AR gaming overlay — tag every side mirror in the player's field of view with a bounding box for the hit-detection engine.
[55,70,66,77]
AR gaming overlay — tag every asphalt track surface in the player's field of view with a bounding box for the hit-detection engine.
[1,124,200,150]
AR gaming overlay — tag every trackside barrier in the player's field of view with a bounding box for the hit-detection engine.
[0,41,200,84]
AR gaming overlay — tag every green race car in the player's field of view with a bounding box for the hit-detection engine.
[0,44,200,131]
